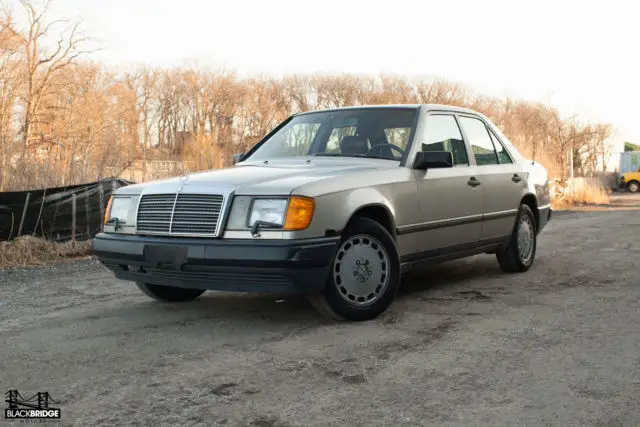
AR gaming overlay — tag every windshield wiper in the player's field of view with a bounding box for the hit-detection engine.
[312,153,397,160]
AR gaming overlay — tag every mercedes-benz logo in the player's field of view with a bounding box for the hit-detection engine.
[178,173,189,192]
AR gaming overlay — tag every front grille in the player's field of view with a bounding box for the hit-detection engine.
[136,194,174,233]
[136,193,224,236]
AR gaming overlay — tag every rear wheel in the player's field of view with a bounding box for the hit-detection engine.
[496,204,537,273]
[136,282,205,302]
[308,217,400,321]
[628,180,639,193]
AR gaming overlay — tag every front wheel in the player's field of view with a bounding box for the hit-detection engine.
[308,217,400,321]
[496,204,537,273]
[136,282,205,302]
[628,181,639,193]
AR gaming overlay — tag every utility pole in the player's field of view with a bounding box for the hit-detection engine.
[569,147,574,195]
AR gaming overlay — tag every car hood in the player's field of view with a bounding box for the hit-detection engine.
[116,157,395,196]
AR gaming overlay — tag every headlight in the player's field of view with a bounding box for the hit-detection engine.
[248,199,288,227]
[104,196,133,225]
[243,196,315,231]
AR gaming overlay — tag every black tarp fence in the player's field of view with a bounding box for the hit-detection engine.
[0,178,132,242]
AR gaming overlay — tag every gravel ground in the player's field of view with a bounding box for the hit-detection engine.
[2,195,640,426]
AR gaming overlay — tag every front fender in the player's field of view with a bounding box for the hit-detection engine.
[287,186,400,240]
[320,187,397,233]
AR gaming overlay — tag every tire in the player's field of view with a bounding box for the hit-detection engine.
[496,204,537,273]
[136,282,205,302]
[308,217,401,321]
[628,181,639,193]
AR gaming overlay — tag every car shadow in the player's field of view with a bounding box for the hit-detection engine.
[82,255,508,329]
[397,255,506,298]
[118,291,330,326]
[135,258,498,321]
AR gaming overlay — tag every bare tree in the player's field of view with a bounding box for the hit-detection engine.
[0,8,24,188]
[7,0,90,160]
[0,4,618,192]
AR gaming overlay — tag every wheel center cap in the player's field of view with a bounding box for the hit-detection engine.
[353,258,372,283]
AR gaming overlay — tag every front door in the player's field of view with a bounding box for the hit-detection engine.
[412,113,483,254]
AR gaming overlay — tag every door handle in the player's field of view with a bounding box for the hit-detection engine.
[512,174,522,183]
[467,177,481,187]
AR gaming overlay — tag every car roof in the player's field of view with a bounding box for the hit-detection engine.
[294,104,482,116]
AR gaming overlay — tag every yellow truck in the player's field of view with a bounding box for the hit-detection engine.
[620,168,640,193]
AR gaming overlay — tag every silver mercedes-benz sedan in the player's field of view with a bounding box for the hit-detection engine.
[93,104,552,321]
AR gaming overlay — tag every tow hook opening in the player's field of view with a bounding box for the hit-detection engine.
[118,264,146,273]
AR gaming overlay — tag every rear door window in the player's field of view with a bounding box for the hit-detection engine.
[458,116,499,166]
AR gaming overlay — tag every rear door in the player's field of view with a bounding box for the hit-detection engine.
[413,113,483,254]
[457,115,524,242]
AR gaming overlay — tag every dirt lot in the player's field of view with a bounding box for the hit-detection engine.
[2,194,640,426]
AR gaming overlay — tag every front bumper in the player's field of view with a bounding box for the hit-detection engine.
[538,205,552,233]
[92,233,340,294]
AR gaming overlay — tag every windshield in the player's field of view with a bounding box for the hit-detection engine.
[243,108,418,162]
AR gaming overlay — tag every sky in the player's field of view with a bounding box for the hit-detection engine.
[12,0,640,147]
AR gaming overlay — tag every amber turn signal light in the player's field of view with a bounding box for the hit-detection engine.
[103,196,113,225]
[283,196,315,231]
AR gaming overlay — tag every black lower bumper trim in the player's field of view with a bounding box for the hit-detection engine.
[92,233,339,294]
[538,206,552,233]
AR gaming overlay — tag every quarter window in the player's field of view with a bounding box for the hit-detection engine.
[489,131,513,164]
[422,114,468,166]
[458,116,499,166]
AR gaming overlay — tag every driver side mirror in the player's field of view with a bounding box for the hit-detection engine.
[232,153,244,165]
[413,151,453,170]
